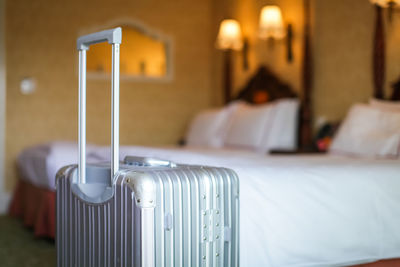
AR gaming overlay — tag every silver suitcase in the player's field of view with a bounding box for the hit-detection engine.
[56,27,240,267]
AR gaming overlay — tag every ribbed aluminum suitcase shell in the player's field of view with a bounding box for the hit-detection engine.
[56,163,239,267]
[57,27,239,266]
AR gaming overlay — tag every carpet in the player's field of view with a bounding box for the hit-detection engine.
[0,216,55,267]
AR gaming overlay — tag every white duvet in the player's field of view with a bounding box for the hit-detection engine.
[17,142,400,266]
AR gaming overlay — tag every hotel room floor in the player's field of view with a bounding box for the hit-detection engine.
[0,216,55,267]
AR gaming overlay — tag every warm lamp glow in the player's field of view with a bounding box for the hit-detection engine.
[370,0,400,7]
[216,19,243,50]
[259,5,285,39]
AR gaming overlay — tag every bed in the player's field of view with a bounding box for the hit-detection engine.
[9,68,400,266]
[10,142,400,267]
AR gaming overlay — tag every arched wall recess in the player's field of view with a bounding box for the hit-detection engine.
[78,18,174,82]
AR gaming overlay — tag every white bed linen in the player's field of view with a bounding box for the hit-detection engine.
[17,143,400,266]
[17,142,108,190]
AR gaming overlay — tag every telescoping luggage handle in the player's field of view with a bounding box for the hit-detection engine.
[77,27,122,184]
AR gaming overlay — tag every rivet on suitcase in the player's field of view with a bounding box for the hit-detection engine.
[56,27,240,267]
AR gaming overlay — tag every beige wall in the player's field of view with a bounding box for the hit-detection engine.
[0,0,10,213]
[313,0,374,122]
[5,0,400,192]
[314,0,400,123]
[5,0,213,191]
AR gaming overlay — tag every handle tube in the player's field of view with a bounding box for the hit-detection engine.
[111,43,120,179]
[78,28,121,184]
[78,50,87,183]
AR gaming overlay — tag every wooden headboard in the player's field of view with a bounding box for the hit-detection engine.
[233,65,309,151]
[391,78,400,100]
[234,66,297,104]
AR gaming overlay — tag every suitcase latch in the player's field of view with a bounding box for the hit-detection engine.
[164,212,173,231]
[201,209,222,244]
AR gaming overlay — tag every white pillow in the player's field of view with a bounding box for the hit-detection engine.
[263,99,300,151]
[186,106,235,147]
[224,99,300,153]
[330,104,400,158]
[370,98,400,112]
[224,102,275,151]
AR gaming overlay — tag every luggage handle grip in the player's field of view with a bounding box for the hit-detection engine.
[78,27,121,184]
[124,156,177,168]
[77,27,122,50]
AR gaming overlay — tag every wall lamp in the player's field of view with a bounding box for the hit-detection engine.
[258,5,294,63]
[370,0,400,21]
[216,19,243,51]
[371,0,400,6]
[216,19,244,103]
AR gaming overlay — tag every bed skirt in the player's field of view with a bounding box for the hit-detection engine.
[7,178,400,266]
[354,260,400,267]
[9,179,55,239]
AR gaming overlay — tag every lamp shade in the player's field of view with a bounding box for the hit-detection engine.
[370,0,400,7]
[216,19,243,50]
[259,5,285,39]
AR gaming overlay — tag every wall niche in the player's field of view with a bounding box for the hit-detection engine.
[83,19,173,81]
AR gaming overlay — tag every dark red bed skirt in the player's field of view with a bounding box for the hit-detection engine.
[7,179,400,266]
[354,260,400,267]
[9,179,56,239]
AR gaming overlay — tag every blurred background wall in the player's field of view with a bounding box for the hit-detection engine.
[3,0,400,192]
[313,0,374,122]
[0,0,7,211]
[212,0,400,121]
[5,0,214,191]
